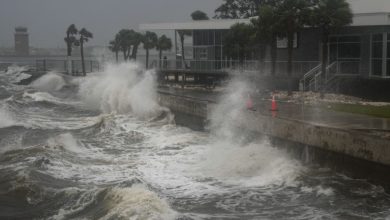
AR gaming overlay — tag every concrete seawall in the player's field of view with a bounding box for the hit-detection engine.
[158,91,390,169]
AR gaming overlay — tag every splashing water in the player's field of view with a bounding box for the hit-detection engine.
[31,71,66,92]
[0,63,389,219]
[78,62,160,117]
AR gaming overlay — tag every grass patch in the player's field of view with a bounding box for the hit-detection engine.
[320,103,390,118]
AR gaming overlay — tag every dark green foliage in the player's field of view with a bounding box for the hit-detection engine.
[214,0,267,19]
[156,35,172,67]
[78,28,93,76]
[191,10,209,20]
[64,24,78,57]
[224,23,256,62]
[142,31,158,69]
[109,34,121,63]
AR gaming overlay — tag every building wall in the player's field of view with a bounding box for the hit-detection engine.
[273,28,321,62]
[14,29,29,56]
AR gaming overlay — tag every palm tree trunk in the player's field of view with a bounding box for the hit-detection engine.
[146,49,149,69]
[131,45,139,60]
[271,35,277,76]
[180,34,187,69]
[123,50,127,61]
[81,40,86,76]
[159,49,162,68]
[320,31,329,98]
[287,32,294,96]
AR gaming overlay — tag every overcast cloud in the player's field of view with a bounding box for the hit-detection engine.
[0,0,222,48]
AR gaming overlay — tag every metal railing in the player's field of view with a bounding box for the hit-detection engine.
[155,59,319,77]
[35,59,100,74]
[300,60,360,91]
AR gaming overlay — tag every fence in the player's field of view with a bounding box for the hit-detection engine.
[35,59,100,74]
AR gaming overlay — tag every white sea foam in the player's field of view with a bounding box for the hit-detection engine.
[198,139,302,187]
[100,185,176,220]
[78,62,161,117]
[3,65,31,84]
[31,72,65,92]
[0,105,17,128]
[47,133,86,154]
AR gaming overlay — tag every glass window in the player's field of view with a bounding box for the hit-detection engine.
[199,48,208,60]
[372,60,383,76]
[373,42,383,58]
[338,43,360,59]
[387,60,390,76]
[373,34,383,42]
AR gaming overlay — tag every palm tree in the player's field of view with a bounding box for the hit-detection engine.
[129,31,143,61]
[277,0,312,95]
[64,24,78,74]
[117,29,132,61]
[142,31,158,69]
[156,35,172,68]
[311,0,352,97]
[78,28,93,76]
[109,34,121,63]
[177,30,192,69]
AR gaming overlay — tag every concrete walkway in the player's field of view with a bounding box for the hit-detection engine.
[158,86,390,136]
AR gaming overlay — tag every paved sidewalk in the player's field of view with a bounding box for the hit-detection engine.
[158,86,390,133]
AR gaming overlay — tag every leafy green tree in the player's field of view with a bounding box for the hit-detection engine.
[109,34,121,63]
[191,10,209,20]
[156,35,172,68]
[214,0,265,19]
[276,0,312,95]
[224,23,256,63]
[78,28,93,76]
[64,24,78,74]
[142,31,158,69]
[311,0,352,97]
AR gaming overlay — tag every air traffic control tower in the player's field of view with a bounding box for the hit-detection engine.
[14,27,29,56]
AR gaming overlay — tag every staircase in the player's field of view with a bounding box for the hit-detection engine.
[300,62,338,92]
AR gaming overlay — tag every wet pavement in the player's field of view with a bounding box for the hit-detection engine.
[158,86,390,133]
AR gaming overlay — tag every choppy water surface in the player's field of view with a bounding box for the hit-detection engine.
[1,64,390,220]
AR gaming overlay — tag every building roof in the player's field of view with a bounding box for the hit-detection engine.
[347,0,390,14]
[139,19,251,31]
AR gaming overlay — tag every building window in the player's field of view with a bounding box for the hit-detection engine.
[277,33,298,49]
[330,35,361,74]
[199,48,208,60]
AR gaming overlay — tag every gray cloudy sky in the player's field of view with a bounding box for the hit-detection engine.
[0,0,222,48]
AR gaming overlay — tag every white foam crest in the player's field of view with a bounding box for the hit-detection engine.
[23,91,63,103]
[78,62,161,117]
[31,71,65,92]
[3,65,31,83]
[0,104,18,128]
[100,185,176,220]
[197,139,302,187]
[47,133,86,154]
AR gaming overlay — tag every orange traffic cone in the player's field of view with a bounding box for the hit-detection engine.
[271,95,278,111]
[246,94,254,110]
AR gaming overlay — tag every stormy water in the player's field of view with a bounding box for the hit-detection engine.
[1,63,390,220]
